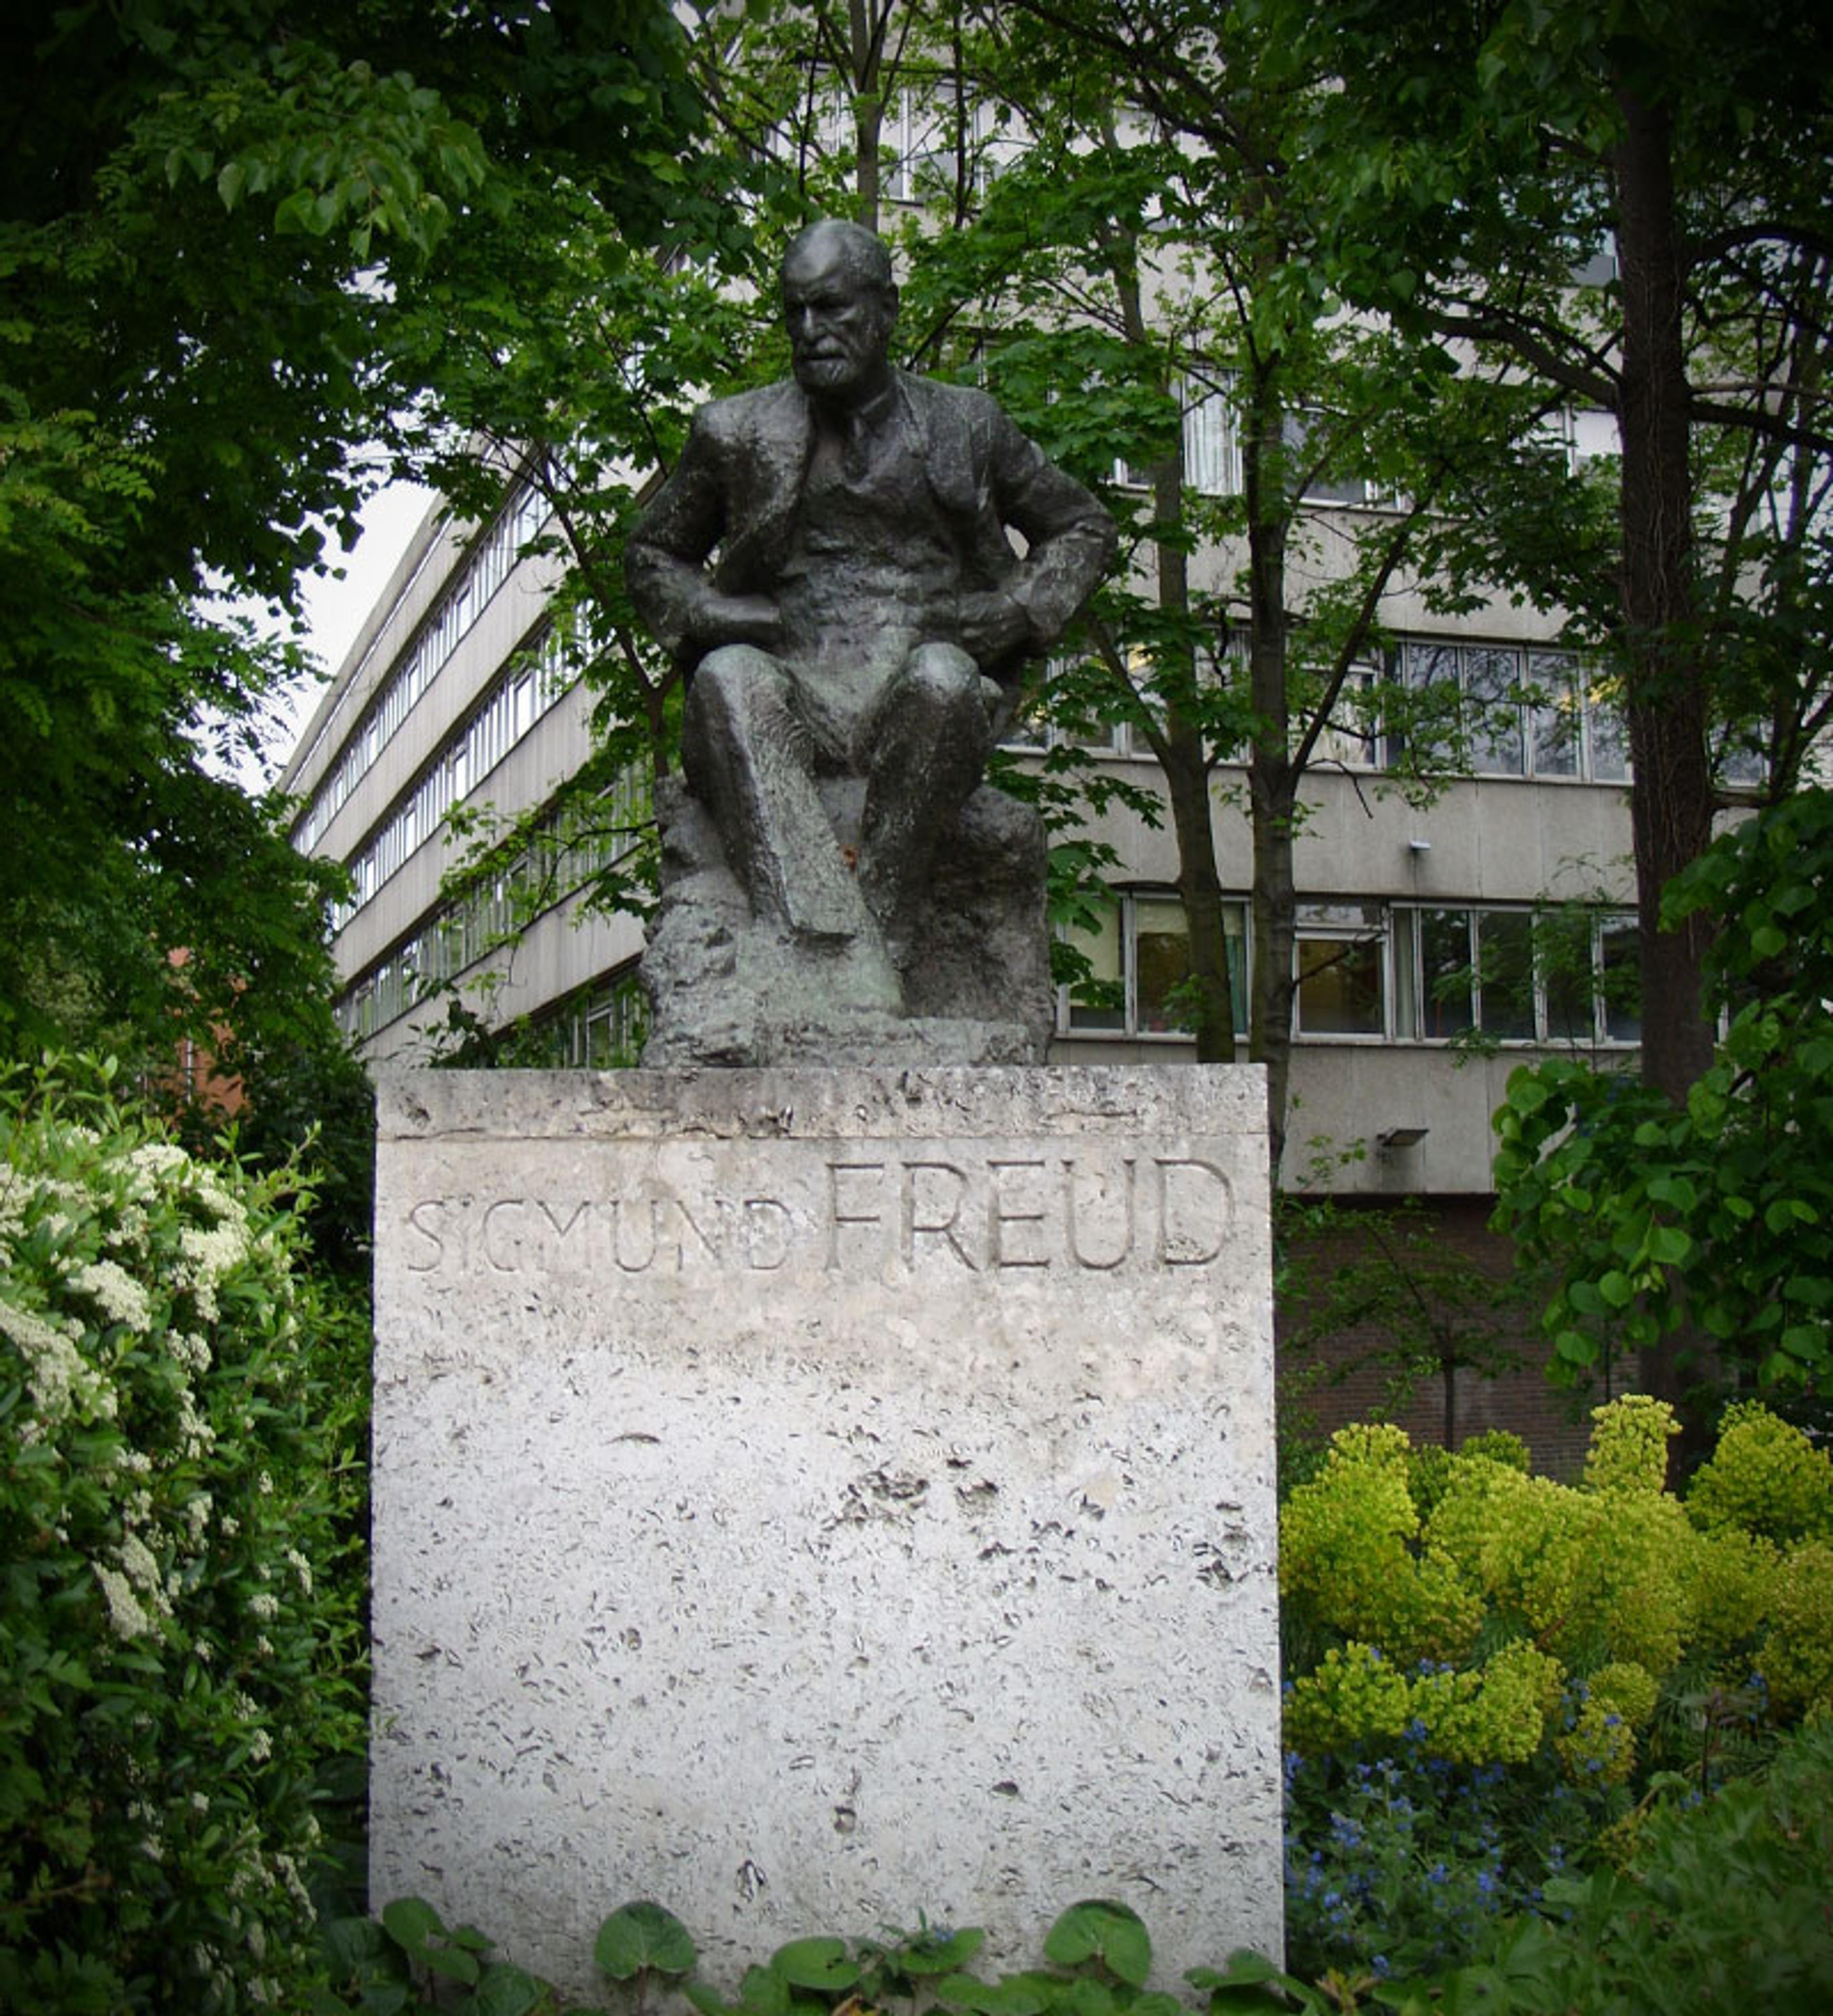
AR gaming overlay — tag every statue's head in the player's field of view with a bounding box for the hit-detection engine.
[780,220,899,407]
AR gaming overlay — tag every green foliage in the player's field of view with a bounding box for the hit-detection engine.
[1686,1399,1833,1547]
[1493,789,1833,1393]
[0,1,703,1071]
[1424,1718,1833,2014]
[1282,1397,1833,1779]
[320,1892,559,2014]
[0,1059,368,2012]
[1278,1398,1833,1987]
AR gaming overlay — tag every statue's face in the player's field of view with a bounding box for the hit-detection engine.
[781,234,897,405]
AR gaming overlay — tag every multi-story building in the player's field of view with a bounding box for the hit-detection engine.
[282,475,651,1071]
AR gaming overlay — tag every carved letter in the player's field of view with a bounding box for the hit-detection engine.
[827,1162,886,1270]
[404,1199,448,1273]
[987,1159,1049,1269]
[742,1197,793,1270]
[1155,1158,1231,1266]
[610,1196,659,1274]
[901,1161,978,1270]
[481,1197,527,1273]
[1064,1156,1136,1270]
[536,1198,590,1260]
[671,1193,724,1267]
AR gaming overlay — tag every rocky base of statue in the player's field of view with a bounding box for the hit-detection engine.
[639,775,1054,1067]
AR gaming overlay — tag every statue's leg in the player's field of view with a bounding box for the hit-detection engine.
[858,642,995,947]
[682,645,872,944]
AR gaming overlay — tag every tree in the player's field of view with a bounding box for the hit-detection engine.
[1493,788,1833,1416]
[0,0,701,1076]
[898,0,1577,1177]
[1271,0,1833,1409]
[1280,1197,1527,1449]
[1280,0,1833,1077]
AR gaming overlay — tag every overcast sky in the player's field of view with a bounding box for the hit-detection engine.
[220,479,438,793]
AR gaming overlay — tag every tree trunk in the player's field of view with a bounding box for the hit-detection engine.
[1152,457,1239,1064]
[1612,84,1717,1428]
[1242,357,1297,1185]
[846,0,883,231]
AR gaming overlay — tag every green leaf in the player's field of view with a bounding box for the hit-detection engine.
[1647,1226,1693,1267]
[475,1964,547,2016]
[769,1937,858,1992]
[900,1928,989,1975]
[931,1969,1063,2016]
[1598,1270,1636,1309]
[380,1897,445,1953]
[1751,922,1787,959]
[597,1901,699,1981]
[1043,1902,1152,1988]
[1507,1075,1552,1115]
[685,1977,736,2016]
[734,1964,791,2016]
[417,1944,483,1987]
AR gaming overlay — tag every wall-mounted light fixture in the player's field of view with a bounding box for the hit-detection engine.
[1377,1125,1430,1151]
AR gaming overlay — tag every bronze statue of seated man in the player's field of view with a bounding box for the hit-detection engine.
[625,219,1114,1060]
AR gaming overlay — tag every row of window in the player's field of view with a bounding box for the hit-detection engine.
[546,969,647,1069]
[1009,636,1645,788]
[1114,384,1392,508]
[337,769,650,1041]
[1008,636,1631,784]
[296,480,549,854]
[331,619,588,930]
[1065,895,1642,1048]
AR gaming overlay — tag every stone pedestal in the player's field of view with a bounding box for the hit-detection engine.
[370,1067,1282,1997]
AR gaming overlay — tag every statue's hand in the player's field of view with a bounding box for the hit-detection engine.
[692,593,784,653]
[956,589,1032,667]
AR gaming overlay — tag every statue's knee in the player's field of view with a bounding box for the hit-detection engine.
[905,641,980,701]
[899,643,993,733]
[688,645,789,734]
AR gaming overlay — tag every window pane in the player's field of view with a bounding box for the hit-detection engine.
[1600,916,1643,1041]
[1538,913,1595,1044]
[1477,912,1536,1039]
[1297,936,1385,1036]
[1588,678,1632,780]
[1135,896,1192,1033]
[1528,652,1581,776]
[1464,646,1525,774]
[1184,387,1239,496]
[1419,909,1475,1038]
[1224,902,1249,1039]
[999,688,1050,749]
[1066,905,1124,1031]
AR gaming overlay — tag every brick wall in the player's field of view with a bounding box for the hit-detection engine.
[1276,1194,1595,1479]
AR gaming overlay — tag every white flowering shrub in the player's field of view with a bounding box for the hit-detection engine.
[0,1061,367,2012]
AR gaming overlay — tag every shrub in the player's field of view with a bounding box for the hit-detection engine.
[1433,1717,1833,2013]
[1686,1400,1833,1546]
[0,1060,366,2012]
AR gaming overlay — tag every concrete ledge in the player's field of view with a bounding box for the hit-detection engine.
[370,1066,1282,1994]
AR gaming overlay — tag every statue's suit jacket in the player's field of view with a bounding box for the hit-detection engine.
[625,371,1115,682]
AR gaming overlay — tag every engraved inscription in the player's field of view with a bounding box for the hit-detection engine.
[402,1150,1232,1278]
